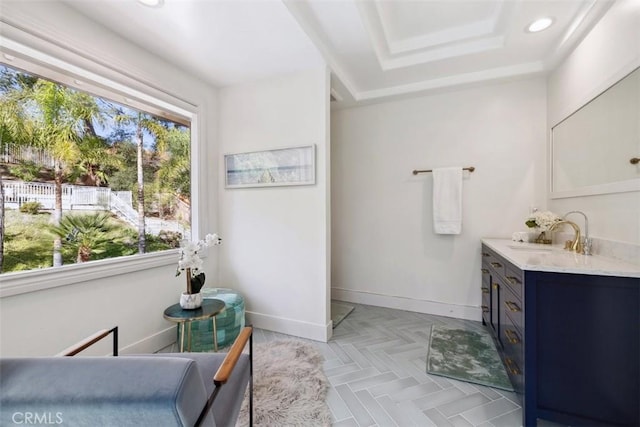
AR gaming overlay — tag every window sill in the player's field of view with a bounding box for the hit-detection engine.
[0,250,179,298]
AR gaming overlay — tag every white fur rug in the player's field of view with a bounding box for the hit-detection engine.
[236,340,331,426]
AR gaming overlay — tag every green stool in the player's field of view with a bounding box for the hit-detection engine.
[177,288,246,351]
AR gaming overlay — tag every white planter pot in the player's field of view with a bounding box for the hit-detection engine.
[179,292,203,310]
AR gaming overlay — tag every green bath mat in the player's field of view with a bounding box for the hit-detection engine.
[426,325,513,391]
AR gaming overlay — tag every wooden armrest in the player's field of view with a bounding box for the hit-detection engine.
[213,326,253,385]
[56,327,118,356]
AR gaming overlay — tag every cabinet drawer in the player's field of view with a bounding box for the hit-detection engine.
[502,284,523,331]
[502,313,524,395]
[502,318,523,364]
[482,247,505,278]
[503,354,524,394]
[504,264,523,300]
[502,326,522,360]
[481,263,491,286]
[481,301,490,325]
[481,258,491,325]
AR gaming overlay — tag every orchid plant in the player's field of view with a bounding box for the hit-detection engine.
[176,233,222,294]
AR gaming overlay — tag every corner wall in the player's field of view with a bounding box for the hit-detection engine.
[218,68,332,341]
[547,0,640,245]
[331,78,547,319]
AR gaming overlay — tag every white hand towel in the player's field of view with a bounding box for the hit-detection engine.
[433,167,463,235]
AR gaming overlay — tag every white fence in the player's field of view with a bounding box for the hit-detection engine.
[1,144,56,167]
[2,181,188,237]
[2,181,111,210]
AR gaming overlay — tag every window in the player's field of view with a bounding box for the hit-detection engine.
[0,57,194,277]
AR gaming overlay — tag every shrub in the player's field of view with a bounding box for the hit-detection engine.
[9,161,42,182]
[158,230,183,248]
[19,201,43,215]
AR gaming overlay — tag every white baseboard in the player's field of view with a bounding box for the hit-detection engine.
[246,311,332,342]
[331,288,482,321]
[115,291,477,354]
[119,326,176,355]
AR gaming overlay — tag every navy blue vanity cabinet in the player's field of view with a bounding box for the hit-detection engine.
[481,244,640,426]
[524,271,639,427]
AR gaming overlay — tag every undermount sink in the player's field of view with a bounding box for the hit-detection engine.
[507,243,553,252]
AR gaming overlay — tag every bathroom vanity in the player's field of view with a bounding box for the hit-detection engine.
[481,239,640,427]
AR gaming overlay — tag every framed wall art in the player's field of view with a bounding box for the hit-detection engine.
[224,145,315,188]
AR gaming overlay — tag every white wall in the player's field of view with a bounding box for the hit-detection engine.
[331,78,547,319]
[218,68,332,341]
[0,2,219,356]
[547,0,640,245]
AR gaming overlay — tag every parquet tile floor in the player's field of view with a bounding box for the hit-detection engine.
[261,302,524,427]
[163,301,568,426]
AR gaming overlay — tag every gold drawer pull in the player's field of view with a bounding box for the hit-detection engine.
[504,329,521,344]
[490,262,502,268]
[493,283,499,290]
[506,276,520,285]
[482,305,489,313]
[505,357,521,375]
[481,287,489,294]
[482,252,490,257]
[481,268,489,274]
[505,301,521,312]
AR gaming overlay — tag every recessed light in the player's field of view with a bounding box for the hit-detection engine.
[527,17,554,33]
[137,0,164,7]
[3,53,15,61]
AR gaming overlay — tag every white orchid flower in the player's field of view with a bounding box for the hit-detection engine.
[176,233,222,277]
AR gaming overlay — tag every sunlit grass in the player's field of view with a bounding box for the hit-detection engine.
[2,210,172,273]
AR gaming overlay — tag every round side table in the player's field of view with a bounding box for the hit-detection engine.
[163,299,225,352]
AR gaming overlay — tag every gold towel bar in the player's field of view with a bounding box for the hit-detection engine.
[412,166,475,175]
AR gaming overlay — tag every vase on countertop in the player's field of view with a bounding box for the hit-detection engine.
[534,230,553,244]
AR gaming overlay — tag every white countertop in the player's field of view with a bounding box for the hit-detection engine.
[482,239,640,279]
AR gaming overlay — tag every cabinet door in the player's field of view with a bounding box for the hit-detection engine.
[527,272,640,426]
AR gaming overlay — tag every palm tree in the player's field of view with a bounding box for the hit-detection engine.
[72,135,122,187]
[49,212,112,263]
[0,67,36,272]
[113,109,170,254]
[135,114,146,253]
[29,80,104,266]
[155,126,190,218]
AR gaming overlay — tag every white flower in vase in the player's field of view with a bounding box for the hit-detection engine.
[176,233,222,295]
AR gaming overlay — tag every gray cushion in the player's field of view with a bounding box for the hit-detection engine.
[146,353,250,427]
[0,357,213,426]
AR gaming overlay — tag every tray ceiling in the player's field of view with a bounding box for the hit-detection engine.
[55,0,616,107]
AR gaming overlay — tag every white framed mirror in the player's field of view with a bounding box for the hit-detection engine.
[550,66,640,199]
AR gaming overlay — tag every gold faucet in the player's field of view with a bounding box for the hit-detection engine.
[550,220,582,253]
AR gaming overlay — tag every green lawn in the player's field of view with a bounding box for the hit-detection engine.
[2,210,172,273]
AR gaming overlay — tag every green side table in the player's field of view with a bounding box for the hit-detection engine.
[176,288,246,352]
[163,299,225,352]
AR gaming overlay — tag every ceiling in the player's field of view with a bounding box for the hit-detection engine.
[62,0,614,108]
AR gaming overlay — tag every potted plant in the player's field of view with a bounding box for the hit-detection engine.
[525,211,561,244]
[176,233,222,309]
